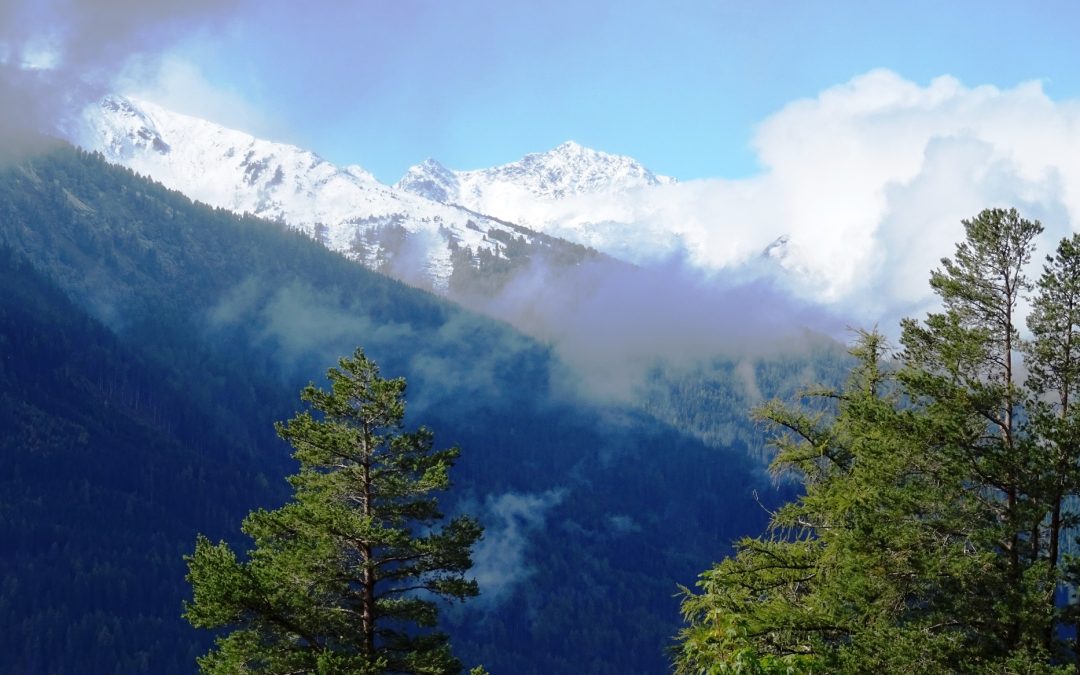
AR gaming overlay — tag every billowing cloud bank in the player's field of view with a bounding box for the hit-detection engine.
[520,70,1079,323]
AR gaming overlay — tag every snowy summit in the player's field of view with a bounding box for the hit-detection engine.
[72,96,686,290]
[73,96,551,289]
[396,141,675,221]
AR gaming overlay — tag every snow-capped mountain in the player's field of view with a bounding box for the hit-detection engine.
[76,97,791,302]
[73,96,549,290]
[396,158,460,204]
[396,141,675,227]
[397,145,802,283]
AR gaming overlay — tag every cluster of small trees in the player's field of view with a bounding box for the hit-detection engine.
[676,209,1080,672]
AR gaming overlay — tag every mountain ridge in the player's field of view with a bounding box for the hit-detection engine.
[72,97,649,292]
[74,96,545,289]
[396,140,675,220]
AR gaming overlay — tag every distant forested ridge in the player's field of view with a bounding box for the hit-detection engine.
[0,145,825,673]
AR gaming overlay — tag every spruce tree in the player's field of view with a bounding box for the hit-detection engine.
[184,349,483,674]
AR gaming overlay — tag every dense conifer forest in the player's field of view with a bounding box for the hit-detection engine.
[0,146,841,673]
[12,139,1080,675]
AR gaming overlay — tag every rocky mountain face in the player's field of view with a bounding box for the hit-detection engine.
[74,96,593,291]
[396,141,675,227]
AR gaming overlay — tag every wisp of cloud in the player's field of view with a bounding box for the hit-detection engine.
[0,0,242,157]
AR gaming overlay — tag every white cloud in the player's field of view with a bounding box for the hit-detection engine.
[116,56,274,138]
[0,0,243,157]
[510,70,1080,325]
[746,70,1075,316]
[469,489,565,605]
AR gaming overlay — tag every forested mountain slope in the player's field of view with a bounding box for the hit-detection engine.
[0,246,288,673]
[0,146,799,673]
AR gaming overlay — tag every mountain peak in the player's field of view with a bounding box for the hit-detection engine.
[74,95,541,291]
[483,140,674,200]
[395,158,459,203]
[553,140,585,152]
[397,142,675,217]
[526,140,607,165]
[419,157,450,170]
[93,95,173,156]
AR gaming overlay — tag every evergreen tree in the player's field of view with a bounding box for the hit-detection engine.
[1024,234,1080,654]
[675,209,1080,673]
[1024,234,1080,567]
[898,207,1051,658]
[674,333,999,673]
[184,349,483,674]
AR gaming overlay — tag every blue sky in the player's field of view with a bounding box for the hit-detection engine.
[139,1,1080,183]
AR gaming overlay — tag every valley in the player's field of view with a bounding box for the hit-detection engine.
[4,4,1066,670]
[0,146,835,673]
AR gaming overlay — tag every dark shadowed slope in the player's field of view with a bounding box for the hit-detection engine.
[0,246,287,673]
[0,146,788,674]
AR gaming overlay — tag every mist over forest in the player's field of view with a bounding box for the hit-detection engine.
[5,2,1080,674]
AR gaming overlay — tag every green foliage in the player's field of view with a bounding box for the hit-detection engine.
[0,144,783,674]
[185,350,482,673]
[676,209,1080,673]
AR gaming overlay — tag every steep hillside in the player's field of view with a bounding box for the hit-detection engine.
[0,146,783,674]
[0,247,287,673]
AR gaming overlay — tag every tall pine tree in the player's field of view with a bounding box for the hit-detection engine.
[898,207,1050,658]
[675,208,1080,673]
[184,349,483,674]
[1024,233,1080,655]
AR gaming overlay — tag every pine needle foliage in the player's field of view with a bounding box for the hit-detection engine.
[676,209,1080,674]
[184,349,482,674]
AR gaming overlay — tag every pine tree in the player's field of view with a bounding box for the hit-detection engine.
[184,349,483,674]
[898,207,1051,657]
[675,209,1080,673]
[1024,233,1080,655]
[674,332,1000,673]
